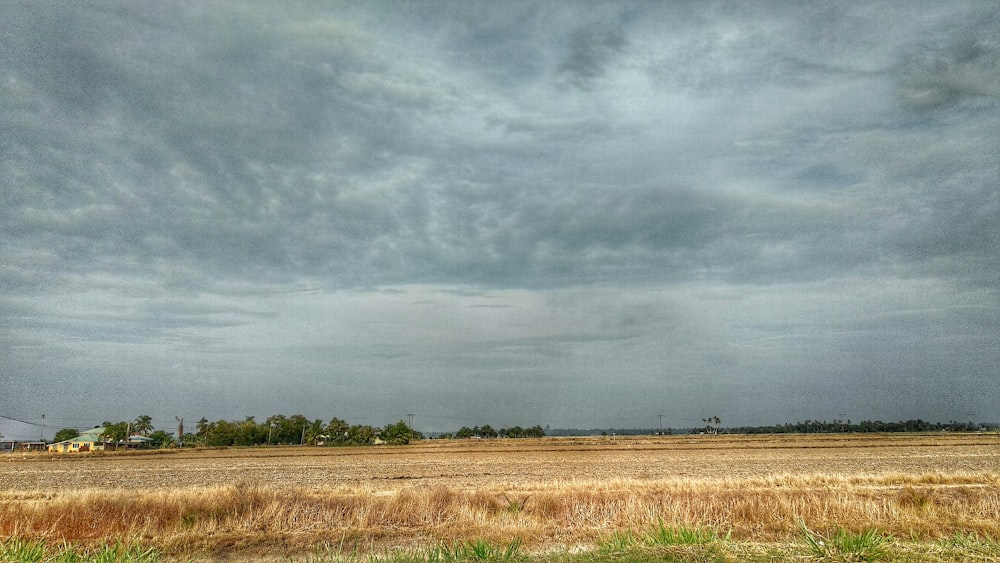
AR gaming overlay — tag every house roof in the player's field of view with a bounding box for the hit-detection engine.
[78,427,106,439]
[49,427,106,446]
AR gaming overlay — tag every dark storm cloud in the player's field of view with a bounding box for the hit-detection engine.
[9,1,974,292]
[556,22,628,88]
[895,17,1000,110]
[2,2,998,432]
[3,2,444,287]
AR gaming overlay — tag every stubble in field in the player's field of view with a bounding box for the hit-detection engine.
[2,433,999,560]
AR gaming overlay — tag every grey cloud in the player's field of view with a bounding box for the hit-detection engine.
[3,4,486,292]
[896,32,1000,110]
[556,23,627,89]
[2,3,998,430]
[3,0,993,295]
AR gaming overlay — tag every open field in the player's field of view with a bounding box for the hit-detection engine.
[3,433,1000,561]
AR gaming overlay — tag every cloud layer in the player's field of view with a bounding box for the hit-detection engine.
[2,3,998,435]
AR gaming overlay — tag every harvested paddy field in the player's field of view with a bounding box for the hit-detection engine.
[3,433,1000,561]
[5,433,1000,490]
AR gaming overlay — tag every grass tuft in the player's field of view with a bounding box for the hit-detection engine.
[501,495,529,514]
[0,537,160,563]
[644,519,722,546]
[599,529,637,554]
[425,537,524,562]
[0,537,46,562]
[798,519,892,562]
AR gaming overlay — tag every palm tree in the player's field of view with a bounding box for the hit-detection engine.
[133,415,153,436]
[305,419,325,445]
[325,418,349,444]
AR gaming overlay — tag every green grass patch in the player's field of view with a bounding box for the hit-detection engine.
[644,520,725,546]
[423,538,525,562]
[798,519,892,562]
[0,538,47,562]
[598,529,637,554]
[11,529,999,562]
[0,538,160,563]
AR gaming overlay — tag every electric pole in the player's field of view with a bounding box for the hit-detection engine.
[658,414,664,434]
[406,413,414,429]
[40,414,45,442]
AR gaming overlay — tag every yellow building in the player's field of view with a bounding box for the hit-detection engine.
[46,427,106,453]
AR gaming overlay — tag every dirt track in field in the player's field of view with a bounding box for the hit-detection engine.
[3,433,999,493]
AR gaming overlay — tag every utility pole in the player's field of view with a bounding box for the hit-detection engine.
[406,413,414,429]
[658,414,664,434]
[176,417,184,448]
[40,414,45,443]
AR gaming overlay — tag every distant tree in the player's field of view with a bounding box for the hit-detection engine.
[148,430,173,448]
[101,421,130,443]
[210,420,237,446]
[133,415,154,436]
[325,417,350,445]
[447,424,543,439]
[265,414,287,444]
[305,418,325,445]
[382,420,412,445]
[194,417,210,443]
[347,424,378,445]
[195,417,217,445]
[53,428,80,442]
[265,414,308,444]
[237,416,261,446]
[500,426,524,438]
[702,416,721,434]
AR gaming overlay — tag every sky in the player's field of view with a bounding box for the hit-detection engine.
[2,2,999,439]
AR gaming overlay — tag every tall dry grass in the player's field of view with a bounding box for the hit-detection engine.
[2,472,999,557]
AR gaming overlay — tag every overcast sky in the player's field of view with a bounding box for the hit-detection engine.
[2,2,998,439]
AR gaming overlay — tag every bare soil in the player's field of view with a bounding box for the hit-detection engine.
[3,433,999,492]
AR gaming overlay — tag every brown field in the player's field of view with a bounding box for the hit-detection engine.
[3,433,1000,560]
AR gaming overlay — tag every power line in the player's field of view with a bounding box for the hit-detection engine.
[0,414,41,427]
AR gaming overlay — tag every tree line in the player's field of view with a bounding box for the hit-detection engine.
[727,419,990,434]
[52,414,547,448]
[192,415,421,447]
[438,424,546,439]
[56,415,986,447]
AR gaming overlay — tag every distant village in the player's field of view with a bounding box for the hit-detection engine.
[0,425,156,454]
[0,414,547,453]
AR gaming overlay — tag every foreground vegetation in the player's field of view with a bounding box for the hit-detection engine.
[4,525,1000,562]
[5,434,1000,561]
[3,472,1000,561]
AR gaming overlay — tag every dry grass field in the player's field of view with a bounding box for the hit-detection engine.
[3,433,1000,561]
